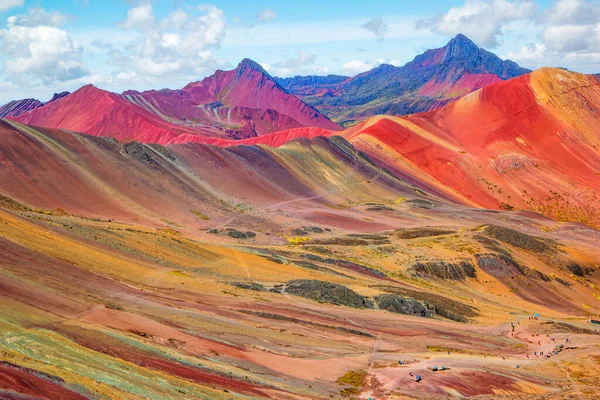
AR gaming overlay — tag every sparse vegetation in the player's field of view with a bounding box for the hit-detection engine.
[394,227,456,239]
[337,370,367,395]
[190,210,210,220]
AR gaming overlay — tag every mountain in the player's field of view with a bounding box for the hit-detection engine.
[278,34,530,126]
[342,68,600,227]
[190,67,600,228]
[2,116,600,399]
[11,59,340,144]
[0,92,69,118]
[273,74,349,96]
[0,98,43,118]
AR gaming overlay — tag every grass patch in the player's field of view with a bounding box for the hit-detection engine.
[190,210,210,220]
[337,369,367,394]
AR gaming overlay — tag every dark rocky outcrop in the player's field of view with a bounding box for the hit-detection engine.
[285,280,372,308]
[475,254,519,277]
[226,229,256,239]
[123,142,152,163]
[410,259,476,280]
[376,286,478,323]
[405,199,436,209]
[565,263,593,277]
[476,253,551,281]
[394,227,456,239]
[375,294,432,317]
[482,225,553,253]
[230,282,266,291]
[473,234,511,256]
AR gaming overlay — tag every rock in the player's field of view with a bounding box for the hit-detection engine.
[230,282,266,291]
[476,253,550,280]
[291,228,309,236]
[123,142,152,163]
[285,280,372,308]
[225,228,256,239]
[375,294,433,317]
[410,259,475,280]
[565,263,592,277]
[394,227,455,239]
[482,225,553,253]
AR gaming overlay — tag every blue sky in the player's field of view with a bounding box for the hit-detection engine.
[0,0,598,103]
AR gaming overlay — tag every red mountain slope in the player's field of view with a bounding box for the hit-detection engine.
[13,85,197,143]
[181,59,339,130]
[344,68,600,226]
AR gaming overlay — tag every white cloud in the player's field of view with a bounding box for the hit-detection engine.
[544,0,600,25]
[540,0,600,54]
[0,0,23,12]
[114,4,226,79]
[342,58,400,73]
[343,60,373,72]
[542,24,594,52]
[256,9,276,22]
[120,4,155,31]
[419,0,537,48]
[7,7,68,27]
[360,17,387,41]
[507,42,547,61]
[0,8,88,84]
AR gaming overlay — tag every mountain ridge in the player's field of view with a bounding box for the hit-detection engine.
[277,34,530,125]
[0,91,69,118]
[10,59,339,143]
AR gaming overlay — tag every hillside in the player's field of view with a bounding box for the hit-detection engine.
[344,68,600,226]
[1,117,600,398]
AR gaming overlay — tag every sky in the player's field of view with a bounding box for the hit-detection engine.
[0,0,598,103]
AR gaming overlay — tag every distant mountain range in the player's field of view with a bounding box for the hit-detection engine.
[11,59,340,144]
[0,92,69,118]
[4,34,531,140]
[275,34,530,126]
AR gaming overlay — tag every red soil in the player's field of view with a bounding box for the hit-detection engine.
[0,362,87,400]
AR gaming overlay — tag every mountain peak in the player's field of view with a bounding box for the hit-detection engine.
[450,33,475,44]
[237,58,268,75]
[446,34,479,52]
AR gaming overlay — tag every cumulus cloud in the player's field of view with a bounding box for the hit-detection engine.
[507,42,547,61]
[256,9,276,22]
[543,0,599,25]
[0,0,23,12]
[0,8,88,84]
[419,0,537,48]
[114,4,226,78]
[360,17,388,41]
[540,0,600,54]
[120,4,155,31]
[342,58,400,73]
[7,7,68,27]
